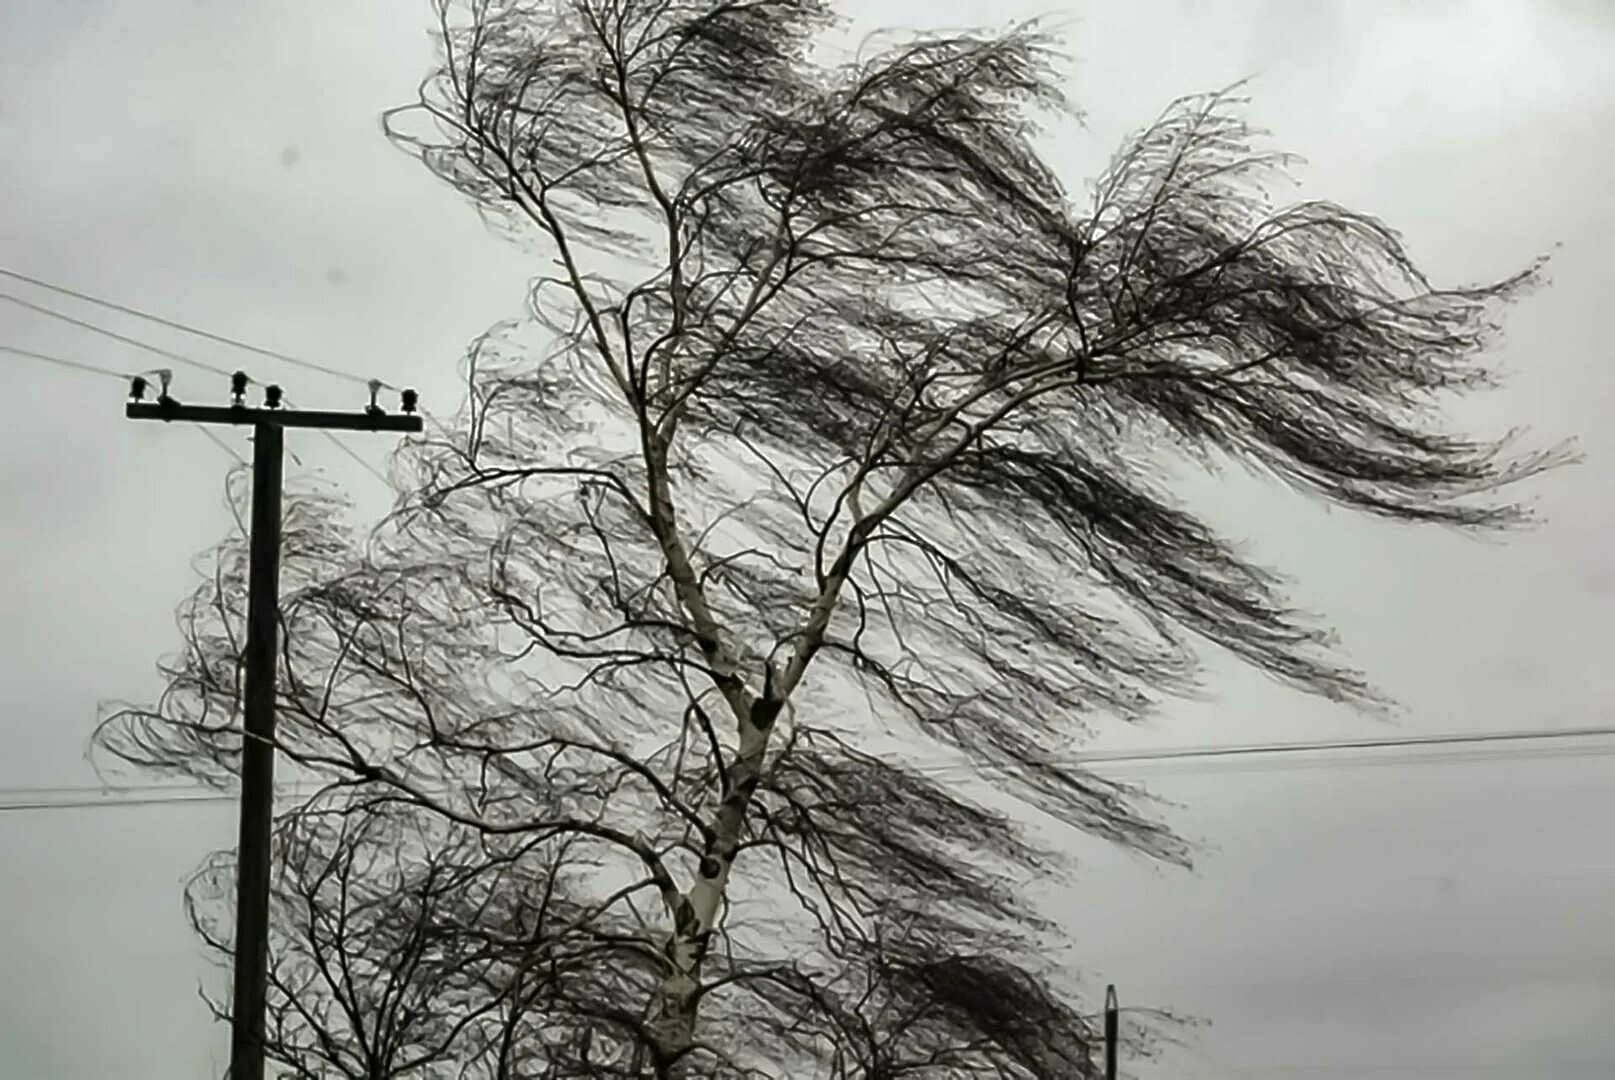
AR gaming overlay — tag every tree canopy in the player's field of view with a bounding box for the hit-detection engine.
[97,2,1567,1076]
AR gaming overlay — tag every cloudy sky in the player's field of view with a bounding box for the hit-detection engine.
[2,1,1612,1076]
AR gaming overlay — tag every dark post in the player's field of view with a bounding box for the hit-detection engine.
[228,422,284,1080]
[125,373,420,1080]
[1104,984,1118,1080]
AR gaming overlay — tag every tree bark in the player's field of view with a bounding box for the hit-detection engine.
[647,695,780,1073]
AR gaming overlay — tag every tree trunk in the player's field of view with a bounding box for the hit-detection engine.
[647,696,781,1074]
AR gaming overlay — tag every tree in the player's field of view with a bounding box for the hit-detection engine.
[96,1,1568,1076]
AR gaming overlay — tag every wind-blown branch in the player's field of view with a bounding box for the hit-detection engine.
[96,3,1568,1077]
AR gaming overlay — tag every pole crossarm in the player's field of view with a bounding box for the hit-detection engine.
[126,400,422,432]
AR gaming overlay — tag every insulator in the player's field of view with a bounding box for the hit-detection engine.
[366,378,383,416]
[231,370,249,405]
[400,388,418,414]
[264,384,283,409]
[129,375,148,401]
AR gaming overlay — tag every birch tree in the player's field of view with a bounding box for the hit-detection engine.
[97,1,1567,1076]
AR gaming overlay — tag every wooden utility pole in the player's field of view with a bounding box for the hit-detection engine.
[126,371,421,1080]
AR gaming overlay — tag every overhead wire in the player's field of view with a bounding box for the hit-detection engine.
[0,793,236,812]
[193,424,250,466]
[1,274,419,485]
[4,724,1614,813]
[317,428,391,487]
[1026,721,1615,766]
[9,271,1611,798]
[279,390,393,488]
[0,264,456,441]
[0,342,133,381]
[1,289,234,379]
[903,722,1615,783]
[0,781,227,799]
[0,788,323,813]
[2,341,248,466]
[0,335,399,479]
[0,265,393,389]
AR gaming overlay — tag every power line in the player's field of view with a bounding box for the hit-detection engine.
[0,777,403,813]
[195,423,250,466]
[3,342,251,467]
[4,263,460,483]
[0,342,132,381]
[1,265,455,443]
[0,793,237,812]
[1,290,235,379]
[0,789,329,813]
[0,781,225,799]
[4,337,392,487]
[1051,722,1615,766]
[0,265,390,389]
[912,723,1615,782]
[5,724,1613,813]
[4,266,447,482]
[0,777,349,808]
[316,429,391,487]
[281,391,392,488]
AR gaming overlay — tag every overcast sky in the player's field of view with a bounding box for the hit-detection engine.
[2,1,1612,1077]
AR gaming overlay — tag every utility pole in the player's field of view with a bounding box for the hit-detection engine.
[126,371,421,1080]
[1104,983,1119,1080]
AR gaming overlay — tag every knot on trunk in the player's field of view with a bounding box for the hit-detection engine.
[749,697,782,731]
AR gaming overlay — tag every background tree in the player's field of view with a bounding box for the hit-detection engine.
[96,0,1568,1075]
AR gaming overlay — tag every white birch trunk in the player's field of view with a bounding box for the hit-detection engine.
[647,694,780,1073]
